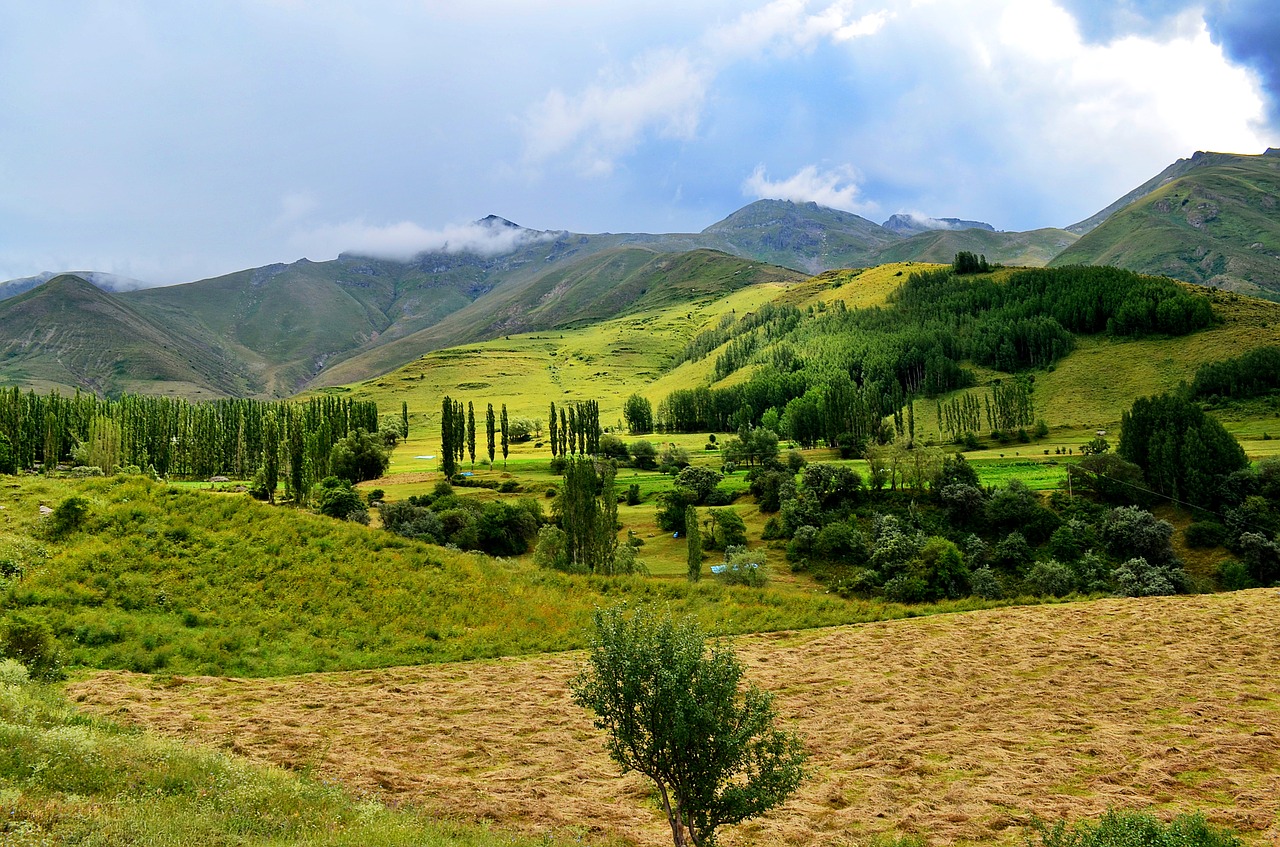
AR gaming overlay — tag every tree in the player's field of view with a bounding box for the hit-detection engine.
[686,504,702,582]
[441,397,457,478]
[624,393,654,434]
[400,401,410,438]
[555,458,617,573]
[486,403,496,466]
[571,606,808,847]
[0,432,16,474]
[1119,392,1247,506]
[500,404,510,468]
[330,428,391,483]
[466,402,477,469]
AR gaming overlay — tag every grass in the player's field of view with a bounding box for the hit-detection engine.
[1,473,1050,678]
[67,591,1280,846]
[0,666,591,846]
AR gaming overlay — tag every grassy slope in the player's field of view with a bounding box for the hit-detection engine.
[310,249,805,389]
[1051,153,1280,298]
[0,275,259,399]
[867,227,1079,267]
[1,474,1021,678]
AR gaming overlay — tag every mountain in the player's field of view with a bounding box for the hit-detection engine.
[4,149,1277,399]
[1050,150,1280,297]
[867,227,1077,267]
[700,199,899,273]
[309,248,805,388]
[881,214,995,236]
[1064,150,1269,235]
[0,275,259,397]
[0,270,152,302]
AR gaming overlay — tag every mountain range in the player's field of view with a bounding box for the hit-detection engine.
[1,149,1277,399]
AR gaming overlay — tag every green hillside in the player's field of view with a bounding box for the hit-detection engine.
[701,198,900,272]
[310,248,806,388]
[1051,150,1280,297]
[0,275,259,398]
[868,226,1078,267]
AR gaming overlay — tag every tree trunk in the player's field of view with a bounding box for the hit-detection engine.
[655,781,687,847]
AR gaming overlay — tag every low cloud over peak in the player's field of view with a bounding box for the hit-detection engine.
[296,218,556,262]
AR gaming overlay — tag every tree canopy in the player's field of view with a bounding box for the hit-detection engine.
[571,606,807,847]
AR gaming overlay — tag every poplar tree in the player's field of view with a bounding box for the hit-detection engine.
[686,504,702,582]
[467,401,476,469]
[486,403,496,465]
[500,404,510,468]
[440,397,457,478]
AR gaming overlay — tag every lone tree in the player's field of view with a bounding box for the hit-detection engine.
[571,606,808,847]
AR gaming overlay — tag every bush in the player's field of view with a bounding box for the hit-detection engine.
[714,547,769,587]
[48,496,90,538]
[1025,559,1076,597]
[1,612,64,681]
[1184,521,1226,549]
[315,478,366,521]
[1113,557,1178,597]
[1029,810,1240,847]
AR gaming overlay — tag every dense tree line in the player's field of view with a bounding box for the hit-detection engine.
[1118,392,1248,507]
[0,387,378,482]
[656,264,1214,438]
[549,400,600,458]
[1190,346,1280,401]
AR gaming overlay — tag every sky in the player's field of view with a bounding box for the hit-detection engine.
[1,0,1277,287]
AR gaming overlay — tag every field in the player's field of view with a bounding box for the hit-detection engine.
[69,590,1280,846]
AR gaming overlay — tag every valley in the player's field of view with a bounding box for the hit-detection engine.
[2,151,1280,846]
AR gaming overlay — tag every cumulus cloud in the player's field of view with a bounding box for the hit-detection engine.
[524,1,890,174]
[291,218,555,262]
[524,50,711,175]
[743,164,876,213]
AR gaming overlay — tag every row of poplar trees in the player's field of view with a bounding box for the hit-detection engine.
[548,400,600,457]
[439,396,509,477]
[0,387,378,482]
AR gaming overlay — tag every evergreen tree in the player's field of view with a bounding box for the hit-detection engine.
[486,403,496,465]
[467,401,476,469]
[549,401,559,457]
[500,404,510,468]
[440,397,457,478]
[686,504,702,582]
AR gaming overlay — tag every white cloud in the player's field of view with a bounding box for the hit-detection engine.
[743,164,876,213]
[290,218,556,262]
[524,50,710,175]
[524,2,891,175]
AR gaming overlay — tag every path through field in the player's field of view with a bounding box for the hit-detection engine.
[70,591,1280,846]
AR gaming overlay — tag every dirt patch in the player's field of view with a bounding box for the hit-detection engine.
[68,591,1280,846]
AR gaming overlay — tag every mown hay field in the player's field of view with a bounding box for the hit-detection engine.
[70,591,1280,846]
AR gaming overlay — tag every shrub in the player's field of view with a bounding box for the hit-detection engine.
[714,546,769,587]
[48,496,90,538]
[1,612,64,681]
[1184,521,1226,549]
[969,566,1003,599]
[1029,810,1240,847]
[1113,557,1178,597]
[1025,559,1076,597]
[314,478,366,521]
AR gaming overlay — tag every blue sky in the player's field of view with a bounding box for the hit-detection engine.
[1,0,1276,285]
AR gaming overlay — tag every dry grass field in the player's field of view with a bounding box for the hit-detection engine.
[69,591,1280,846]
